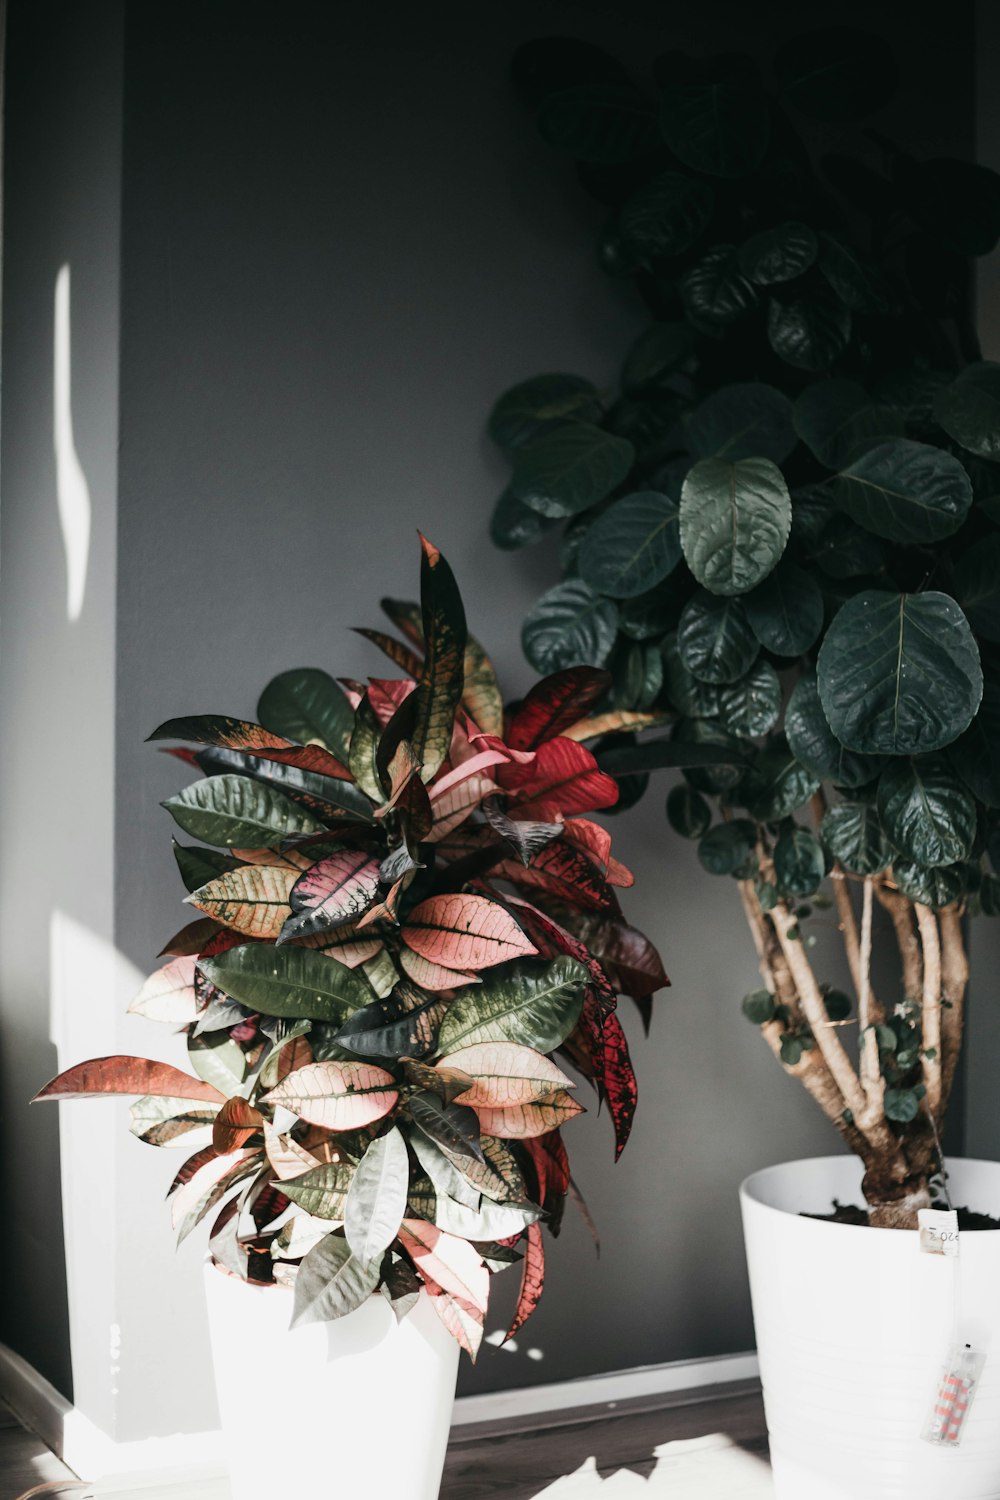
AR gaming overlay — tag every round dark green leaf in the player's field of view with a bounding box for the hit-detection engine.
[685,383,796,465]
[934,364,1000,462]
[490,488,558,550]
[767,295,851,372]
[604,396,683,470]
[522,580,620,674]
[780,1034,804,1066]
[824,988,852,1022]
[618,172,715,262]
[954,536,1000,643]
[511,423,635,518]
[537,83,657,163]
[678,720,748,794]
[948,682,1000,807]
[774,826,827,897]
[811,513,886,579]
[658,79,770,178]
[619,588,676,641]
[739,746,820,822]
[744,561,823,658]
[621,322,699,394]
[831,439,972,544]
[742,989,776,1024]
[775,27,897,122]
[666,783,712,839]
[817,590,983,755]
[662,638,721,716]
[680,457,791,597]
[883,1087,920,1124]
[785,673,884,789]
[817,232,890,314]
[715,661,782,737]
[738,221,817,286]
[698,819,759,878]
[612,639,663,712]
[679,246,757,333]
[488,373,601,450]
[877,758,977,868]
[579,491,681,599]
[793,380,904,471]
[677,591,759,684]
[257,669,355,759]
[820,803,891,876]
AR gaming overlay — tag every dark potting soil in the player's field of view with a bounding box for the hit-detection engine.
[803,1200,1000,1229]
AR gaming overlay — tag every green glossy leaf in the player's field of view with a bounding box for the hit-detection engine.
[344,1127,409,1264]
[680,457,791,597]
[831,439,972,544]
[934,363,1000,461]
[811,513,886,579]
[784,673,881,789]
[578,491,681,598]
[435,956,587,1055]
[948,683,1000,807]
[793,380,904,471]
[658,79,770,178]
[744,561,824,657]
[187,1031,246,1096]
[820,803,891,875]
[877,758,977,867]
[685,383,796,464]
[334,982,446,1061]
[621,322,699,394]
[883,1087,920,1124]
[817,232,890,314]
[172,841,240,895]
[406,1092,484,1164]
[291,1232,381,1328]
[677,591,759,684]
[698,819,758,878]
[488,373,601,450]
[740,746,821,822]
[257,669,355,760]
[197,944,371,1023]
[490,488,558,550]
[666,783,712,838]
[163,775,322,849]
[714,661,782,737]
[741,989,776,1024]
[891,860,966,910]
[817,590,983,755]
[348,695,382,803]
[662,638,721,716]
[679,245,757,333]
[282,1161,355,1220]
[954,536,1000,643]
[617,172,715,262]
[537,83,657,163]
[738,221,817,285]
[767,295,850,371]
[774,826,827,897]
[511,424,635,519]
[522,580,619,674]
[411,536,468,783]
[775,26,897,122]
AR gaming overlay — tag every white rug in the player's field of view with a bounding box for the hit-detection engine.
[532,1436,775,1497]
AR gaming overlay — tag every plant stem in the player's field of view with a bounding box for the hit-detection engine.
[915,903,943,1119]
[938,905,969,1115]
[858,878,884,1109]
[876,882,923,1001]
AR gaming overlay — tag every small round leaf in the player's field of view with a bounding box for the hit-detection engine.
[831,439,972,545]
[715,661,782,737]
[680,456,791,597]
[742,989,776,1024]
[738,221,817,285]
[579,491,681,598]
[618,172,715,262]
[775,27,897,123]
[677,591,759,684]
[698,819,759,877]
[876,758,977,868]
[522,580,620,674]
[935,363,1000,462]
[774,826,828,897]
[685,383,796,465]
[767,295,851,371]
[744,561,823,658]
[489,373,601,450]
[680,246,757,333]
[511,424,635,518]
[666,783,712,839]
[820,803,891,876]
[659,79,770,178]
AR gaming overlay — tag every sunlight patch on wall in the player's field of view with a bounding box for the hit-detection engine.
[53,264,92,622]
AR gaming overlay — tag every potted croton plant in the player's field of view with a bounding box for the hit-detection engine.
[34,536,667,1500]
[486,26,1000,1499]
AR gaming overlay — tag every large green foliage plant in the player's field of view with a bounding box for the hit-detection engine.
[487,27,1000,1226]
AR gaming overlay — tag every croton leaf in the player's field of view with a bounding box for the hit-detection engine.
[503,1220,545,1340]
[280,1159,355,1218]
[353,627,423,680]
[172,841,241,895]
[278,851,381,944]
[173,1152,262,1245]
[128,955,199,1023]
[212,1096,263,1155]
[129,1095,217,1147]
[198,943,371,1022]
[680,456,791,597]
[158,916,222,958]
[257,668,356,761]
[187,864,297,940]
[163,775,323,848]
[492,838,620,914]
[738,221,817,285]
[482,799,562,865]
[192,744,369,822]
[401,893,537,972]
[344,1126,410,1264]
[427,1285,486,1360]
[407,1091,485,1164]
[507,666,611,751]
[876,758,977,867]
[472,1090,584,1140]
[659,77,770,178]
[432,1192,540,1243]
[409,1133,480,1211]
[498,737,618,822]
[334,982,446,1060]
[408,535,468,784]
[685,382,797,465]
[349,695,383,803]
[831,439,972,544]
[297,924,384,969]
[578,491,682,599]
[34,1057,225,1105]
[291,1232,381,1328]
[149,716,291,752]
[440,1042,573,1108]
[522,580,620,675]
[463,634,505,737]
[436,956,587,1055]
[511,424,634,519]
[817,590,983,754]
[400,1218,490,1310]
[934,363,1000,461]
[261,1060,398,1130]
[488,372,601,450]
[398,948,480,991]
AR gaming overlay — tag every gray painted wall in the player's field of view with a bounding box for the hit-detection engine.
[0,0,982,1451]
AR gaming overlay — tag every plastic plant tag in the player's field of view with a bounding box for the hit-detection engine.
[918,1207,959,1257]
[922,1345,985,1446]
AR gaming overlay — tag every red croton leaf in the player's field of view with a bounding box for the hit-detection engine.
[560,819,634,888]
[525,1129,570,1209]
[399,948,480,991]
[597,1011,638,1161]
[33,1058,226,1105]
[213,1096,264,1155]
[505,1221,545,1342]
[567,912,670,1002]
[278,850,382,944]
[398,1219,489,1314]
[239,743,353,782]
[492,840,622,915]
[497,737,619,822]
[506,667,612,752]
[260,1060,398,1130]
[353,627,423,680]
[147,716,291,752]
[158,917,222,958]
[401,893,537,971]
[561,709,667,743]
[367,677,417,728]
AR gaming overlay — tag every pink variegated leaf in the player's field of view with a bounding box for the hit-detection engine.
[525,1130,570,1209]
[426,1284,486,1360]
[213,1096,264,1155]
[169,1147,257,1229]
[231,847,305,871]
[560,819,635,888]
[472,1090,584,1139]
[167,1144,220,1199]
[263,1120,322,1182]
[505,897,617,1018]
[34,1057,226,1105]
[505,1221,545,1341]
[172,1151,262,1243]
[129,955,199,1023]
[367,677,417,727]
[261,1061,398,1130]
[424,774,498,845]
[506,668,612,751]
[402,893,537,972]
[468,732,536,766]
[398,1219,489,1315]
[296,926,384,968]
[561,709,667,742]
[240,742,354,781]
[440,1042,573,1108]
[429,749,512,801]
[187,864,297,940]
[398,947,480,991]
[278,850,381,944]
[492,841,621,914]
[356,877,406,930]
[498,737,619,822]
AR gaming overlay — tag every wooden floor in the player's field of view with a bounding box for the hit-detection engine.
[0,1382,770,1499]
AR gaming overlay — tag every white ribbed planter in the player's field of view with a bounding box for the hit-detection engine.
[203,1263,460,1500]
[740,1156,1000,1500]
